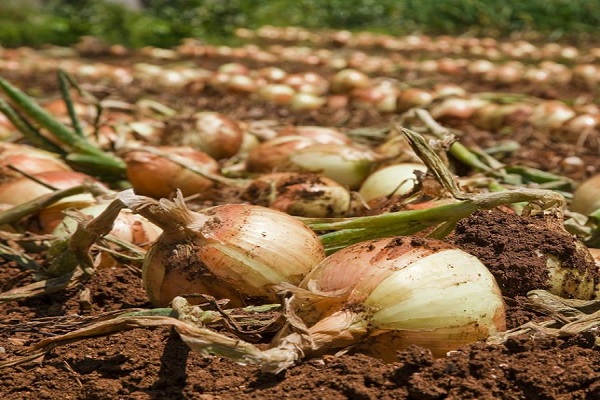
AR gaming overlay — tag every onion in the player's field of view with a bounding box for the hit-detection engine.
[429,97,488,120]
[255,66,287,83]
[350,85,398,112]
[289,93,326,111]
[243,172,351,217]
[0,170,100,233]
[162,112,244,160]
[331,69,371,93]
[396,88,434,112]
[259,236,506,370]
[0,170,98,206]
[54,201,160,242]
[280,143,378,189]
[571,174,600,216]
[277,125,352,146]
[0,142,71,174]
[122,146,220,199]
[118,191,326,307]
[245,135,316,173]
[529,101,576,130]
[257,84,296,105]
[359,163,427,202]
[560,114,598,138]
[225,74,257,94]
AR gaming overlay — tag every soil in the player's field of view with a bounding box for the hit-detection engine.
[1,40,600,399]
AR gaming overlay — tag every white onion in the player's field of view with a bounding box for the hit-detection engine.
[281,143,378,189]
[260,236,506,370]
[359,163,427,202]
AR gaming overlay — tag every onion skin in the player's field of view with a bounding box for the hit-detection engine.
[141,199,326,307]
[285,236,506,359]
[53,202,162,247]
[0,170,100,233]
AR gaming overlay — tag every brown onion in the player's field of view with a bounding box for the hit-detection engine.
[119,191,326,307]
[123,146,219,199]
[162,112,244,160]
[243,172,351,217]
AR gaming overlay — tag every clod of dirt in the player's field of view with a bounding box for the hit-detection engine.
[448,209,599,299]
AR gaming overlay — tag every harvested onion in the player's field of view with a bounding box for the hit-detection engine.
[359,163,427,202]
[571,174,600,216]
[175,236,506,372]
[162,112,244,160]
[122,146,220,199]
[243,172,352,217]
[281,143,378,189]
[117,190,326,307]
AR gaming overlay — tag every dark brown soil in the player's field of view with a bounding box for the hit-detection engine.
[1,44,600,399]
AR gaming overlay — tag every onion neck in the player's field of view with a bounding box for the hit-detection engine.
[117,189,206,238]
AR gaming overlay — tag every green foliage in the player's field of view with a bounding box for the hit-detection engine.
[1,0,600,48]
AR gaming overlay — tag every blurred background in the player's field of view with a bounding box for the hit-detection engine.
[4,0,600,48]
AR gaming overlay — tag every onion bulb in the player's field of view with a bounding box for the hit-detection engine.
[53,202,162,247]
[162,112,244,160]
[529,101,576,130]
[0,170,100,233]
[243,172,351,217]
[0,142,71,174]
[331,69,371,93]
[125,190,326,307]
[123,146,220,199]
[277,125,352,146]
[280,143,377,189]
[264,236,506,369]
[359,163,427,202]
[571,174,600,216]
[245,135,316,173]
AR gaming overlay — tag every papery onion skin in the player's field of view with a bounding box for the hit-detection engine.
[245,135,316,173]
[0,170,100,233]
[294,236,506,359]
[142,202,326,307]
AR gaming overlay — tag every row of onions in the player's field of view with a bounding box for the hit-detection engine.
[177,40,600,90]
[238,26,600,63]
[4,38,600,97]
[2,52,597,143]
[1,44,600,373]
